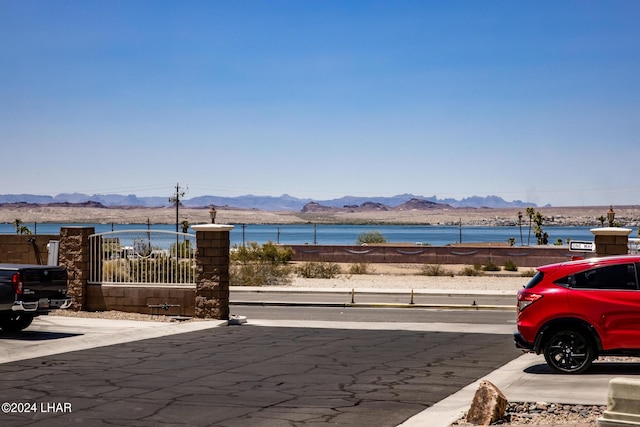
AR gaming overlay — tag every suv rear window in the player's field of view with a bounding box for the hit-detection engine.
[524,271,544,289]
[555,263,638,291]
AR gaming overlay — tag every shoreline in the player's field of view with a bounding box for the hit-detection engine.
[1,205,639,228]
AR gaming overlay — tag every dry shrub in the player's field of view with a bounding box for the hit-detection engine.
[420,264,453,276]
[348,263,371,275]
[459,265,485,276]
[296,262,341,279]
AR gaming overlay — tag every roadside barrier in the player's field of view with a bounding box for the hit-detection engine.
[597,377,640,427]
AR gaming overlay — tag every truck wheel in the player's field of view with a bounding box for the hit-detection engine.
[0,313,35,333]
[543,328,594,374]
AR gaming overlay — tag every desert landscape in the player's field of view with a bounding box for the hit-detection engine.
[1,204,639,227]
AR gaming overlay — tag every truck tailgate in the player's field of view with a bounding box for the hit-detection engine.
[21,267,68,299]
[0,265,69,301]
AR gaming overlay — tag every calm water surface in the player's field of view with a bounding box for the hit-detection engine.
[0,222,607,247]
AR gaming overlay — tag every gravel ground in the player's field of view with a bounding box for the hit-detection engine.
[451,402,606,426]
[49,309,180,322]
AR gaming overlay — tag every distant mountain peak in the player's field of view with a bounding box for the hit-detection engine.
[0,193,539,210]
[396,198,446,210]
[302,198,449,213]
[301,202,336,213]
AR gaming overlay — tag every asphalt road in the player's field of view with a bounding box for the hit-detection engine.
[0,306,520,427]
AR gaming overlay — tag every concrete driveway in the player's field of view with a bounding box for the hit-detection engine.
[0,316,518,426]
[3,315,638,427]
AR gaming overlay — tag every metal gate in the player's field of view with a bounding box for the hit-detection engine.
[89,230,196,286]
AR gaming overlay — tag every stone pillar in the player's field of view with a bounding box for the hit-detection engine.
[58,227,94,311]
[192,224,234,319]
[591,227,632,257]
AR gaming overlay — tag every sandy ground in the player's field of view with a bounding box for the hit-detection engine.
[1,205,639,227]
[287,274,527,292]
[283,263,530,292]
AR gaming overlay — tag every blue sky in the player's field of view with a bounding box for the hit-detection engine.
[1,1,639,207]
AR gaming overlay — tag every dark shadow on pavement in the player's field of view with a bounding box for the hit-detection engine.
[524,362,640,375]
[0,331,81,341]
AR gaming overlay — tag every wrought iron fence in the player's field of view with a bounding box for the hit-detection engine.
[89,230,196,286]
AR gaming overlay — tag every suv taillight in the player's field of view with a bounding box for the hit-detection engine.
[11,272,23,294]
[517,292,543,312]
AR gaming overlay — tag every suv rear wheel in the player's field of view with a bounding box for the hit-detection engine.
[543,328,594,374]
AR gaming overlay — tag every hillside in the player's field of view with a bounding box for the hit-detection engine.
[1,203,639,228]
[0,193,536,210]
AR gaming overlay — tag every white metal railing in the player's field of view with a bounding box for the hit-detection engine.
[89,230,196,286]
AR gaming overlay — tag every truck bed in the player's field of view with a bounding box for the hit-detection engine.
[0,264,71,332]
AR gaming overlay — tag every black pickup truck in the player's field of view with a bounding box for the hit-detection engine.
[0,264,72,332]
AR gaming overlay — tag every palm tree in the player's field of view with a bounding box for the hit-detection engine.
[12,219,31,235]
[534,212,549,245]
[526,207,535,246]
[517,211,523,246]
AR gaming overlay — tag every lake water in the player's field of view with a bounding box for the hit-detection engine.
[0,222,611,247]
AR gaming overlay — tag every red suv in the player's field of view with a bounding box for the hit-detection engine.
[515,255,640,373]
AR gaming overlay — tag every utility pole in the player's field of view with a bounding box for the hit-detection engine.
[169,183,187,233]
[169,183,187,256]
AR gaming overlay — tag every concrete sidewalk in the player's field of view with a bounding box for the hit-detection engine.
[402,352,628,427]
[0,315,226,364]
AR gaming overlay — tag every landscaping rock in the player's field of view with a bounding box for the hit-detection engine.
[466,380,508,425]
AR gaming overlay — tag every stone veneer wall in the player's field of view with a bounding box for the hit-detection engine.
[86,285,196,316]
[192,224,233,320]
[287,244,575,267]
[592,227,632,257]
[58,227,94,311]
[595,235,630,256]
[0,234,59,265]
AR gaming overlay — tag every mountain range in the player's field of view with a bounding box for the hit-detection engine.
[0,193,538,210]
